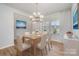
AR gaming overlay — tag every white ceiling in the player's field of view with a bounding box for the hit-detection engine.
[5,3,72,16]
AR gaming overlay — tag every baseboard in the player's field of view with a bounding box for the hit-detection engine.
[0,43,14,49]
[51,40,64,45]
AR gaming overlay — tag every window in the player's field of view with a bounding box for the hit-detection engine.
[51,20,60,34]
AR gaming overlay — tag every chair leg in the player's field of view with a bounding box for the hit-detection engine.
[43,49,45,56]
[42,47,47,56]
[50,41,53,48]
[48,42,51,51]
[45,46,47,55]
[41,50,43,56]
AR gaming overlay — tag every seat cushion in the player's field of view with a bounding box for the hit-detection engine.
[19,43,31,51]
[37,43,45,50]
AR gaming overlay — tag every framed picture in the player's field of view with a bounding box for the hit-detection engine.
[16,20,26,29]
[73,8,78,30]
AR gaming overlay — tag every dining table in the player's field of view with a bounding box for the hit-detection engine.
[23,32,47,55]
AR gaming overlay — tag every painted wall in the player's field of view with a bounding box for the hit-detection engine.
[0,4,30,49]
[14,13,31,39]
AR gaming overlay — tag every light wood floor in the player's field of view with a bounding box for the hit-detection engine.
[0,41,64,56]
[0,46,17,56]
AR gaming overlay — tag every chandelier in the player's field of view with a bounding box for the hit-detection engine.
[29,3,44,22]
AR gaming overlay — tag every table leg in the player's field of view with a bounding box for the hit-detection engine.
[31,41,37,56]
[33,46,36,56]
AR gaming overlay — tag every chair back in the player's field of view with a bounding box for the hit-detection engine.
[39,34,47,49]
[15,35,23,51]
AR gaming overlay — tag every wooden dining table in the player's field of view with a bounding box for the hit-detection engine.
[23,32,47,55]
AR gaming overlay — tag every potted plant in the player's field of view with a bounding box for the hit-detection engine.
[66,31,73,38]
[53,28,57,34]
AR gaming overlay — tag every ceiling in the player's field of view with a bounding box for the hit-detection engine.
[5,3,72,16]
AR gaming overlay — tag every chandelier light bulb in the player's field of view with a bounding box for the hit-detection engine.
[37,12,40,15]
[29,16,33,19]
[40,15,44,18]
[33,12,37,16]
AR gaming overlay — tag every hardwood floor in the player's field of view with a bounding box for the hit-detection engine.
[47,41,64,56]
[0,46,17,56]
[0,40,64,56]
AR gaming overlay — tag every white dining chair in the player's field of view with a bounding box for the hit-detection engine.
[15,35,31,56]
[23,32,31,42]
[42,31,51,52]
[37,34,48,55]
